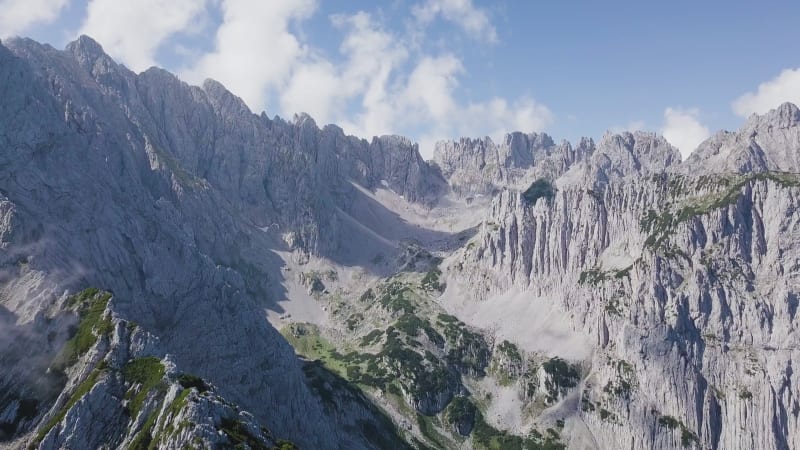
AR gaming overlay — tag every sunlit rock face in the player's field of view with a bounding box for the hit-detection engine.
[447,105,800,449]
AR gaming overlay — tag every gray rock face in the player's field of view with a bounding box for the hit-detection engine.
[684,102,800,174]
[587,131,682,185]
[450,108,800,449]
[0,35,441,449]
[433,132,594,196]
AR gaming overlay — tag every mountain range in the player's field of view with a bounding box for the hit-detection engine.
[0,36,798,450]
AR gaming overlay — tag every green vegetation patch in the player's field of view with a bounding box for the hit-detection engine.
[395,314,444,347]
[443,396,477,436]
[379,327,457,413]
[359,329,384,347]
[281,323,352,376]
[301,360,412,449]
[739,389,753,400]
[346,313,364,331]
[220,417,271,450]
[522,179,556,206]
[378,281,416,315]
[150,143,208,190]
[123,357,166,419]
[471,408,565,450]
[496,341,522,363]
[416,414,451,449]
[177,374,209,393]
[34,367,106,445]
[657,415,699,448]
[421,267,445,292]
[603,359,636,398]
[155,388,192,443]
[128,404,161,450]
[53,288,113,369]
[578,266,631,286]
[438,315,490,376]
[542,358,580,403]
[490,340,526,385]
[642,171,800,252]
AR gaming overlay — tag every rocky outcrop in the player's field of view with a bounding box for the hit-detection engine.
[684,102,800,175]
[449,108,800,449]
[433,132,594,196]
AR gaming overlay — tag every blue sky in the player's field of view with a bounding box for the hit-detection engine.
[2,0,799,158]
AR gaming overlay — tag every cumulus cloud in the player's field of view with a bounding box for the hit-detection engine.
[661,107,710,159]
[184,0,316,112]
[400,55,552,153]
[180,4,550,158]
[280,11,408,130]
[79,0,207,72]
[412,0,497,43]
[331,36,551,156]
[609,120,647,134]
[0,0,69,38]
[732,68,800,117]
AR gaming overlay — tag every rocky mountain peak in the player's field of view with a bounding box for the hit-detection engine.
[592,130,681,176]
[747,101,800,130]
[201,78,252,117]
[63,34,120,76]
[293,111,318,129]
[65,35,105,63]
[682,102,800,175]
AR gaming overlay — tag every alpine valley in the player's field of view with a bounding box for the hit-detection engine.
[1,36,798,450]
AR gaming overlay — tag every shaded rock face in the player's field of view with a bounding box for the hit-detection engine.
[0,36,443,449]
[451,106,800,449]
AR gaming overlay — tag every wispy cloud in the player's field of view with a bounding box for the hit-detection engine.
[661,107,710,159]
[183,0,316,111]
[412,0,498,43]
[732,68,800,117]
[183,4,549,157]
[79,0,208,72]
[0,0,70,38]
[608,120,647,134]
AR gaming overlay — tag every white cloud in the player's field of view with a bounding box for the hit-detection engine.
[0,0,69,38]
[182,6,549,158]
[661,107,710,159]
[280,11,407,129]
[412,0,497,43]
[79,0,207,72]
[184,0,316,112]
[732,68,800,117]
[279,60,340,124]
[609,120,646,134]
[403,54,462,121]
[396,55,552,155]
